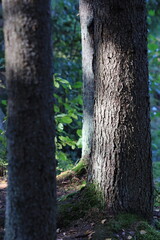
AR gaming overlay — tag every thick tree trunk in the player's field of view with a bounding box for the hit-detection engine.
[2,1,56,239]
[89,0,153,219]
[79,0,94,161]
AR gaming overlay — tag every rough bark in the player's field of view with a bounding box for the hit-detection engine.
[79,0,94,161]
[89,0,153,219]
[2,1,56,239]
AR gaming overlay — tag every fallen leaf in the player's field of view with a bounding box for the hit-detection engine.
[101,219,107,224]
[154,208,160,212]
[69,229,76,233]
[88,231,95,239]
[86,230,95,235]
[140,230,147,235]
[75,231,94,238]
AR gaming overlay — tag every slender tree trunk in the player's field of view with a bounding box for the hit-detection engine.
[2,1,56,239]
[89,0,153,219]
[79,0,94,162]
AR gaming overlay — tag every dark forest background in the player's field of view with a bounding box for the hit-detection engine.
[0,0,160,183]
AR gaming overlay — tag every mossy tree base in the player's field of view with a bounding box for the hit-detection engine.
[57,184,103,227]
[57,159,88,183]
[58,187,160,240]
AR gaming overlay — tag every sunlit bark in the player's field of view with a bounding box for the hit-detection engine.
[89,0,153,219]
[79,0,94,162]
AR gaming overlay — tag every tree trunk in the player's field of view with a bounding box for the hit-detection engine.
[89,0,153,219]
[2,1,56,239]
[79,0,94,162]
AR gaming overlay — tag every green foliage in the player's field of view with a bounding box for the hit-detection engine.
[153,161,160,179]
[0,0,160,177]
[52,0,81,83]
[54,74,82,173]
[153,161,160,207]
[153,162,160,206]
[52,0,160,169]
[52,0,82,172]
[147,2,160,161]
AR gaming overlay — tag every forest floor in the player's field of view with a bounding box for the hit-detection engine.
[0,175,160,240]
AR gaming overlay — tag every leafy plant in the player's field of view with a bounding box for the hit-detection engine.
[148,4,160,162]
[54,74,82,173]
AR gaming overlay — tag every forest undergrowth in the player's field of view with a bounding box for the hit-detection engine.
[1,167,160,240]
[0,167,160,240]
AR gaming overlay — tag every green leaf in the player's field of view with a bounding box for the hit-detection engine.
[54,81,60,88]
[69,113,78,119]
[56,151,67,161]
[77,129,82,137]
[76,137,82,148]
[59,136,76,148]
[57,123,64,132]
[61,116,72,124]
[55,113,67,118]
[56,77,69,84]
[148,10,155,17]
[148,43,158,51]
[73,81,82,88]
[1,100,7,106]
[55,77,72,89]
[152,143,158,150]
[55,114,73,123]
[56,143,63,150]
[54,105,60,113]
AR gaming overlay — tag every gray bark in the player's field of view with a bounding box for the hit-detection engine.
[89,0,153,219]
[79,0,94,161]
[2,1,56,239]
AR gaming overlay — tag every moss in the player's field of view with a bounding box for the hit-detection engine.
[93,213,141,239]
[57,184,103,227]
[56,170,74,182]
[135,221,160,240]
[72,159,87,176]
[56,159,87,183]
[93,214,160,240]
[108,213,142,232]
[58,191,78,202]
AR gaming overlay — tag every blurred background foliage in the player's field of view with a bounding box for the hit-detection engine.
[52,0,82,173]
[0,0,160,180]
[147,0,160,164]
